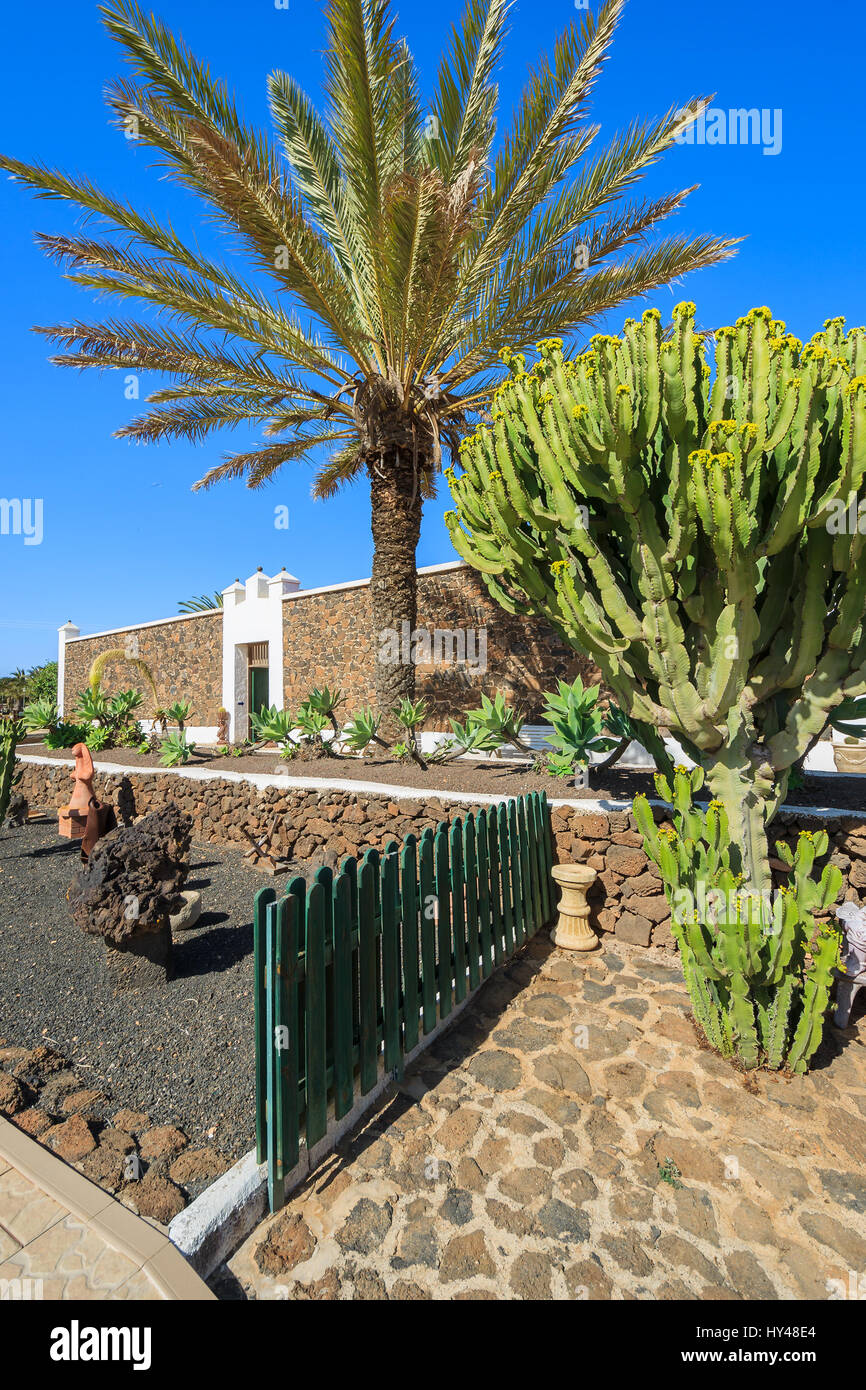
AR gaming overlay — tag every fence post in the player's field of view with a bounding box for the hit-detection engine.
[358,849,380,1093]
[450,817,467,1004]
[253,887,275,1167]
[381,842,403,1075]
[508,800,525,948]
[332,872,354,1120]
[463,815,480,991]
[400,835,420,1052]
[435,821,453,1021]
[418,830,437,1034]
[304,880,328,1148]
[476,809,493,977]
[498,801,515,957]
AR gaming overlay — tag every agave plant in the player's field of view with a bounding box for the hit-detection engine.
[295,702,334,755]
[425,717,503,764]
[827,696,866,740]
[165,700,192,732]
[540,677,619,770]
[159,730,195,767]
[391,697,430,768]
[109,688,144,722]
[340,707,387,754]
[22,698,59,734]
[0,0,736,719]
[74,686,109,727]
[249,705,296,750]
[466,692,527,755]
[307,687,346,738]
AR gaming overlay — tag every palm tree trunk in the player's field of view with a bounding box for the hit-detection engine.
[368,448,423,726]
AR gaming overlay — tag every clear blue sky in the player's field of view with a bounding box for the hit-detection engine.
[1,0,863,672]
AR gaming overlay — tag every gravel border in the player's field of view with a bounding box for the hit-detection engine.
[0,821,272,1163]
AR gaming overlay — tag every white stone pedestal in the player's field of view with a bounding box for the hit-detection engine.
[551,863,599,951]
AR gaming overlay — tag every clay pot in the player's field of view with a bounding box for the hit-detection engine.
[834,743,866,774]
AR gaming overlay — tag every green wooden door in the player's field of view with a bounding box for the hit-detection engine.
[249,666,269,729]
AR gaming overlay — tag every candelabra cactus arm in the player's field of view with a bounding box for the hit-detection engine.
[633,777,843,1071]
[786,924,844,1073]
[449,308,866,859]
[0,718,25,828]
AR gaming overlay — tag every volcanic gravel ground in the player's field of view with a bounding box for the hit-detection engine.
[0,821,273,1161]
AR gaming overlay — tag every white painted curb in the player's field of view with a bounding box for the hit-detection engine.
[168,985,482,1278]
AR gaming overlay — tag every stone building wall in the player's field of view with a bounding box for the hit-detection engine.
[283,566,593,724]
[63,613,223,725]
[18,758,866,952]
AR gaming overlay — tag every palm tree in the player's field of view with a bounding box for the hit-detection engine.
[1,0,737,717]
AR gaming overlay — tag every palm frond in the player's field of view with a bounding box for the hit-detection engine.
[178,592,223,612]
[429,0,509,179]
[194,431,354,491]
[3,0,737,506]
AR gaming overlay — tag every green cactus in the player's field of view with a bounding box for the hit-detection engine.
[447,307,866,897]
[0,718,25,829]
[448,304,862,1071]
[633,772,842,1071]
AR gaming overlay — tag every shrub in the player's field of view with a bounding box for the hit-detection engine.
[159,731,195,767]
[465,692,526,754]
[22,698,59,733]
[539,677,618,771]
[634,768,842,1072]
[249,705,296,750]
[44,722,88,749]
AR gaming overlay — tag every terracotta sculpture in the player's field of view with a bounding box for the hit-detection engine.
[58,743,114,859]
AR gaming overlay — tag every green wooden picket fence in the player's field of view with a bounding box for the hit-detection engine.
[253,791,553,1211]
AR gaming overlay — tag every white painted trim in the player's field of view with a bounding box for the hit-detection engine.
[68,608,221,643]
[56,623,79,718]
[281,559,466,602]
[65,561,468,638]
[17,754,863,819]
[138,722,218,743]
[169,977,482,1278]
[221,571,289,742]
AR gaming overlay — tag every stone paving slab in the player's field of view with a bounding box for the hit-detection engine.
[0,1117,214,1301]
[227,932,866,1301]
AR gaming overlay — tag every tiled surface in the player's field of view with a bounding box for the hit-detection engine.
[0,1118,214,1302]
[0,1169,66,1245]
